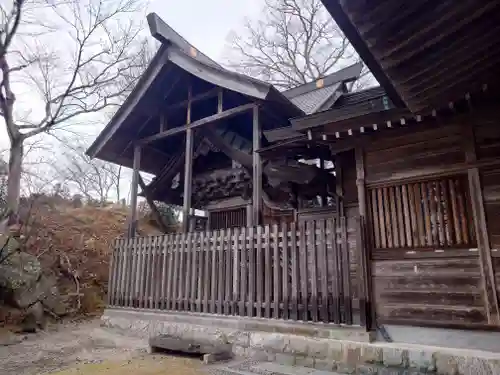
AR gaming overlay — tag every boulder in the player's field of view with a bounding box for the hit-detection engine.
[21,301,45,333]
[0,236,69,317]
[0,242,42,308]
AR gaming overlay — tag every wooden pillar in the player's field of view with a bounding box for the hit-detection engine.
[246,203,253,227]
[182,86,193,233]
[252,105,262,226]
[128,144,141,237]
[355,146,371,329]
[335,154,344,217]
[463,123,500,325]
[319,157,327,207]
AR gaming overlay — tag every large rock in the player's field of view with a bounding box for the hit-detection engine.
[0,239,42,308]
[0,236,69,317]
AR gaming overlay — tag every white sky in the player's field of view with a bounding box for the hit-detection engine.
[0,0,265,200]
[0,0,264,150]
[148,0,263,60]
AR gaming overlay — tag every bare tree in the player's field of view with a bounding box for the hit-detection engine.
[0,0,147,222]
[226,0,371,89]
[56,145,123,204]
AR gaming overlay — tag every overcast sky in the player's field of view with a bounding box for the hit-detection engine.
[149,0,264,60]
[0,0,264,151]
[0,0,266,199]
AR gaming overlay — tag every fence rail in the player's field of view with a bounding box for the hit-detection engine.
[108,217,365,326]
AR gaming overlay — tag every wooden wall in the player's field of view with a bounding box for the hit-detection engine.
[476,114,500,317]
[359,111,500,329]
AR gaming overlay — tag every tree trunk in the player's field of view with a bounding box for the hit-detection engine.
[7,139,23,224]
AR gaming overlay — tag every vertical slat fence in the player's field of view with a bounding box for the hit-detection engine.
[108,217,363,326]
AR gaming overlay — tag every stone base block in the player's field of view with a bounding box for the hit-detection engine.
[102,308,500,375]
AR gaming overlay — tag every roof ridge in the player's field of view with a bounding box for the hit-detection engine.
[147,13,221,68]
[283,62,363,98]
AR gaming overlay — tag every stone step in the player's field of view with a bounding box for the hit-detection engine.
[209,360,430,375]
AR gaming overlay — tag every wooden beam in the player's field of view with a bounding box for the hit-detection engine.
[138,175,169,233]
[463,122,500,325]
[139,103,255,144]
[128,145,141,237]
[182,86,194,233]
[252,105,262,226]
[163,87,219,113]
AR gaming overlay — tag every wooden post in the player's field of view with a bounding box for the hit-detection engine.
[160,114,166,133]
[319,157,327,207]
[335,153,344,217]
[182,86,193,233]
[252,105,262,226]
[246,203,253,227]
[355,146,371,329]
[128,144,141,237]
[463,123,500,325]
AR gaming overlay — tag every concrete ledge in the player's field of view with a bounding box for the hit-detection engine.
[102,308,500,375]
[102,308,372,342]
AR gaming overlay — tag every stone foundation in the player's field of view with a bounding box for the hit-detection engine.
[102,308,500,375]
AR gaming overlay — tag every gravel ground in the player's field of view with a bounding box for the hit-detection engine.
[0,320,203,375]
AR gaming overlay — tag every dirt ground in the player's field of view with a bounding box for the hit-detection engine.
[0,320,204,375]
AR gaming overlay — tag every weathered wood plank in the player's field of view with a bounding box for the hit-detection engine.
[151,236,158,309]
[299,221,308,321]
[318,219,329,323]
[122,238,131,307]
[389,186,400,248]
[290,223,299,320]
[308,220,319,322]
[456,178,470,244]
[449,178,463,245]
[248,226,256,317]
[406,184,418,247]
[401,184,413,248]
[264,225,272,318]
[435,182,445,246]
[412,184,423,247]
[190,232,199,312]
[160,235,169,309]
[209,231,217,314]
[371,190,381,248]
[166,234,175,310]
[282,223,289,320]
[377,188,387,248]
[225,229,232,315]
[383,187,393,248]
[111,239,121,306]
[172,234,180,310]
[256,225,263,317]
[441,179,453,246]
[421,182,433,246]
[240,227,248,316]
[328,219,340,324]
[341,217,352,325]
[253,106,262,226]
[107,243,116,306]
[144,237,153,309]
[203,231,211,313]
[233,228,240,314]
[273,224,281,319]
[394,185,406,248]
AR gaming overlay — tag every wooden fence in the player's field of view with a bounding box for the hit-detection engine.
[108,217,367,326]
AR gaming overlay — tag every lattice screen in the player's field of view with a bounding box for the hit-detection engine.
[368,175,475,249]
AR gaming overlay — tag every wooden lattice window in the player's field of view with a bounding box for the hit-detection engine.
[368,175,475,250]
[209,207,247,230]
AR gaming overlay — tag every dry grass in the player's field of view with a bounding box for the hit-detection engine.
[47,355,203,375]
